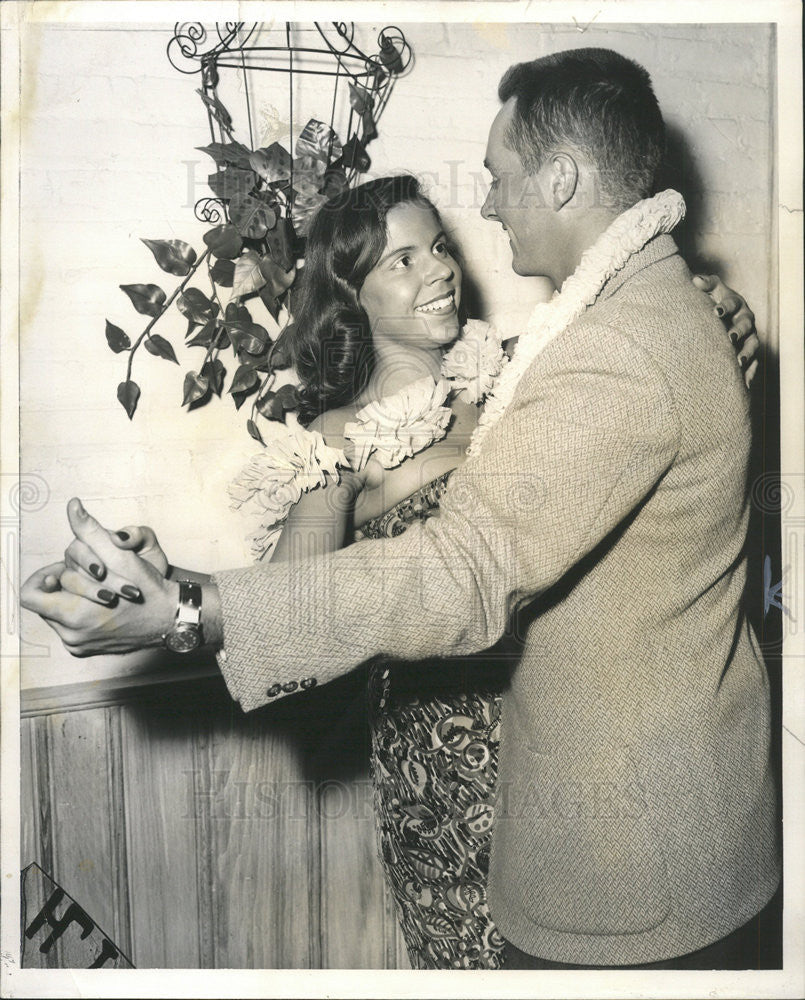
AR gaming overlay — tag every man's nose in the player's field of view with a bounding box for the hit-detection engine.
[481,189,498,222]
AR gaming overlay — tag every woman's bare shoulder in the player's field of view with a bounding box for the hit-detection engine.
[306,404,359,450]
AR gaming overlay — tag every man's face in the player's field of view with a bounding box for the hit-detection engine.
[481,98,559,281]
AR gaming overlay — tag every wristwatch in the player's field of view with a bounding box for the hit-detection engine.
[163,581,203,653]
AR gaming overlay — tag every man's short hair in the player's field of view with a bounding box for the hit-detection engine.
[498,48,665,210]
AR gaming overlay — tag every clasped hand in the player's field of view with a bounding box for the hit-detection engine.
[21,498,178,657]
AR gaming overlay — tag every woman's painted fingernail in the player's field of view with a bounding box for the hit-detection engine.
[715,305,725,318]
[730,331,739,345]
[739,355,749,369]
[98,589,115,603]
[116,531,130,541]
[121,585,141,601]
[89,563,103,579]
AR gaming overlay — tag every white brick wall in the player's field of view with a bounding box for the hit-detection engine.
[18,21,776,688]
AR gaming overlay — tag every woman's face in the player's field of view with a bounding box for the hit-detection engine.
[359,201,462,350]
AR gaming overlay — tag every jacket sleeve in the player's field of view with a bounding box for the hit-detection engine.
[212,323,680,711]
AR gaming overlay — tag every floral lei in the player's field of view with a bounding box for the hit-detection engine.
[467,189,686,456]
[229,319,506,559]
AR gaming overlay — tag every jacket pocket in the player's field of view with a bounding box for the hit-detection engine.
[499,740,672,935]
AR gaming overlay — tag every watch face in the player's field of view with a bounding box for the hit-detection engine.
[165,625,201,654]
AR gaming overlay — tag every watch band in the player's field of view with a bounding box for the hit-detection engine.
[163,580,203,652]
[175,581,202,626]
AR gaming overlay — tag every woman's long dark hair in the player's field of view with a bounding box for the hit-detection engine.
[288,174,443,426]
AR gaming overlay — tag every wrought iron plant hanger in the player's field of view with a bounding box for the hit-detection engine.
[107,22,412,438]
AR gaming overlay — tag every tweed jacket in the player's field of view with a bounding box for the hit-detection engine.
[212,234,780,965]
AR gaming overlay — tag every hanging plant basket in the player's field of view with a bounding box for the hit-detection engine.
[108,21,412,442]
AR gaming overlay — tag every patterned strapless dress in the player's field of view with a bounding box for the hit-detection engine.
[355,472,507,970]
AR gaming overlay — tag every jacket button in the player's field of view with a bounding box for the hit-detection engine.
[300,677,317,690]
[266,683,282,698]
[282,680,298,693]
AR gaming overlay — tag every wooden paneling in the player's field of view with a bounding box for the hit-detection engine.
[20,674,405,968]
[200,705,319,969]
[20,719,40,875]
[46,709,131,957]
[318,777,394,969]
[120,699,202,968]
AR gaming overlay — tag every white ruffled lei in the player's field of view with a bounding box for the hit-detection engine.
[467,190,686,457]
[228,425,346,559]
[343,376,453,471]
[440,318,507,404]
[228,320,504,560]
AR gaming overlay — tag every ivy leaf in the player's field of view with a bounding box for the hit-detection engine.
[291,154,326,196]
[256,390,278,420]
[144,334,179,364]
[259,257,295,298]
[182,371,210,407]
[177,287,216,324]
[257,383,300,421]
[225,301,252,326]
[232,388,254,410]
[105,320,130,353]
[232,248,268,299]
[291,189,328,237]
[196,140,252,168]
[296,119,343,166]
[201,359,226,396]
[120,283,166,318]
[207,167,257,201]
[379,38,404,73]
[264,217,295,271]
[249,143,292,184]
[196,90,233,134]
[229,326,268,356]
[117,379,140,419]
[229,364,260,395]
[269,328,293,369]
[203,224,243,260]
[361,107,378,143]
[247,419,264,444]
[141,238,197,277]
[322,167,349,201]
[257,257,295,318]
[186,319,218,348]
[210,258,235,287]
[348,82,373,116]
[246,420,265,444]
[340,135,370,173]
[259,287,281,322]
[229,191,277,240]
[224,302,268,355]
[275,382,301,410]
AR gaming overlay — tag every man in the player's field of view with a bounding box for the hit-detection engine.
[23,48,778,967]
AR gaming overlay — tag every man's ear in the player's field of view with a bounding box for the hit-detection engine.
[549,153,578,211]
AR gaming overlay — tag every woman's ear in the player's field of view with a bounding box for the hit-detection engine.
[549,153,578,211]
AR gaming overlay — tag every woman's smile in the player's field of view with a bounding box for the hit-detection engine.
[415,291,457,315]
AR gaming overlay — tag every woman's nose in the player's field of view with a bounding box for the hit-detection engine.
[426,254,454,282]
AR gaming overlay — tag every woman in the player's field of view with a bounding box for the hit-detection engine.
[32,175,759,970]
